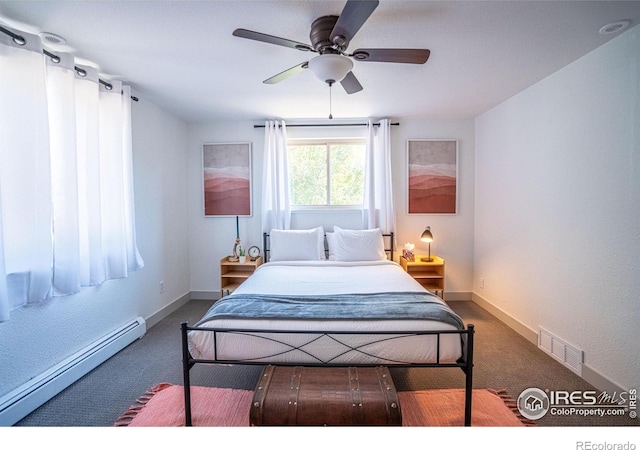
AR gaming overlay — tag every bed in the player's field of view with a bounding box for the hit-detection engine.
[181,226,475,426]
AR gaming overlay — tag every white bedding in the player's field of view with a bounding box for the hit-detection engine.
[235,260,425,296]
[188,260,464,364]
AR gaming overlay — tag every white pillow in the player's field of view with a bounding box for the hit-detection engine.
[333,226,387,262]
[269,227,325,261]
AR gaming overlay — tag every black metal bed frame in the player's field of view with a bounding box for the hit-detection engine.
[180,323,474,426]
[180,230,475,426]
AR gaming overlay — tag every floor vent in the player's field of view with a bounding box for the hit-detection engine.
[0,317,145,426]
[538,327,583,376]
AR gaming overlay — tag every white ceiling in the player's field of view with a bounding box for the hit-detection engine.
[1,1,639,123]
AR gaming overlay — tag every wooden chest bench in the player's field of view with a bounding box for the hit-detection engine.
[250,365,402,426]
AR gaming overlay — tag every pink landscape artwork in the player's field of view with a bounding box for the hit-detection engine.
[408,140,457,214]
[203,143,251,216]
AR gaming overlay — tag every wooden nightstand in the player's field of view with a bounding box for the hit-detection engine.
[400,255,445,298]
[220,256,263,297]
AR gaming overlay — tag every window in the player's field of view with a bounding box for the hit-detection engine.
[288,139,366,207]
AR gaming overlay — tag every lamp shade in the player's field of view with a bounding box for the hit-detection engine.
[420,226,433,242]
[308,54,353,83]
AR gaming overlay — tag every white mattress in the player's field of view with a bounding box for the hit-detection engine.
[188,260,464,364]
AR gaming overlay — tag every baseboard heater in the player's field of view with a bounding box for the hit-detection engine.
[0,317,146,426]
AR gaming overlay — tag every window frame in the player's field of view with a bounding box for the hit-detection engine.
[287,137,366,210]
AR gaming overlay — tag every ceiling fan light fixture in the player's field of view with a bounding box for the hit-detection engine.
[308,54,353,83]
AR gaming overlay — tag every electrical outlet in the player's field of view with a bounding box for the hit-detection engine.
[159,281,165,294]
[479,278,485,289]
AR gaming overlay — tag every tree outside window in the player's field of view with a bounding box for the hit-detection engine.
[288,140,365,207]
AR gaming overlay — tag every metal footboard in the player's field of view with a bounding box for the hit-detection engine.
[181,322,475,426]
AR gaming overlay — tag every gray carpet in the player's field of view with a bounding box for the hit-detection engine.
[14,300,637,427]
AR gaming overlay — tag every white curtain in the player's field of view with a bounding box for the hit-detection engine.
[261,120,291,232]
[121,85,145,274]
[0,26,143,321]
[362,119,396,233]
[0,29,53,317]
[47,51,81,295]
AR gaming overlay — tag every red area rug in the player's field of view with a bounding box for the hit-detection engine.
[114,383,536,427]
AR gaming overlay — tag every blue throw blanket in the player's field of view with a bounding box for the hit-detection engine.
[196,291,464,330]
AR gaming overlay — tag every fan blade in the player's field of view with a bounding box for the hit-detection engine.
[340,71,363,94]
[351,48,430,64]
[330,0,379,47]
[233,29,314,52]
[263,62,309,84]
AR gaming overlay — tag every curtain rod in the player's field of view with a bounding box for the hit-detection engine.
[254,122,399,128]
[1,25,138,102]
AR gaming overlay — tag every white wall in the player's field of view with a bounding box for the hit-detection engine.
[0,97,191,396]
[391,119,475,298]
[187,118,475,299]
[474,26,640,391]
[187,120,265,297]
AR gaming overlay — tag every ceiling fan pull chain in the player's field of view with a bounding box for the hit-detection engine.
[328,80,333,119]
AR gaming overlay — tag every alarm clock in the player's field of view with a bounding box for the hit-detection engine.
[248,246,261,261]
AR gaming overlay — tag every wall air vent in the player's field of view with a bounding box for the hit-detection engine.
[538,327,583,376]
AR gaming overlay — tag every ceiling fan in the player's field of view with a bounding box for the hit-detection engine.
[232,0,431,94]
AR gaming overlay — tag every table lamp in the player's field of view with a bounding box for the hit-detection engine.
[420,226,434,262]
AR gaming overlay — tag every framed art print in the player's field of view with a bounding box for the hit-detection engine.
[407,139,458,214]
[203,142,252,216]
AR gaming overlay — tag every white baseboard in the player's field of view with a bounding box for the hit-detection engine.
[470,292,627,394]
[471,292,538,344]
[0,317,145,426]
[145,292,191,329]
[581,365,629,395]
[190,290,220,301]
[443,291,472,301]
